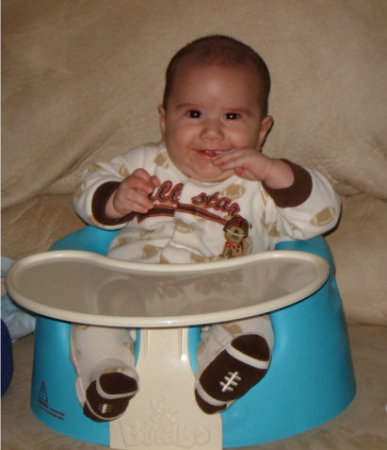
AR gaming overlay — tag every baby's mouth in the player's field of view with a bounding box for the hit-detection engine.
[198,149,226,158]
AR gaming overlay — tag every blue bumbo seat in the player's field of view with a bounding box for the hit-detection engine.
[29,226,355,448]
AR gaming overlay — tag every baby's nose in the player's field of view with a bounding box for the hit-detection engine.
[200,119,224,140]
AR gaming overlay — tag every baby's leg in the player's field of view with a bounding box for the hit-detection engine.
[195,315,273,414]
[70,324,139,422]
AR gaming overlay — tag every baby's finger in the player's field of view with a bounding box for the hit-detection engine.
[114,188,154,214]
[128,195,155,213]
[132,168,154,182]
[213,149,245,165]
[150,175,161,188]
[213,148,240,160]
[213,154,246,170]
[124,173,156,196]
[131,169,159,191]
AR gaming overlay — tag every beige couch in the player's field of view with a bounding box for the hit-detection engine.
[2,1,386,448]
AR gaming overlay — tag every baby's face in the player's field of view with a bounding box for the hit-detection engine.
[160,62,271,183]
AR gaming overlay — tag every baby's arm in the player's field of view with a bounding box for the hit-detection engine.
[73,145,161,228]
[213,149,318,207]
[215,148,340,238]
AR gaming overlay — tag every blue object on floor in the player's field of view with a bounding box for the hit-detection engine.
[1,319,14,395]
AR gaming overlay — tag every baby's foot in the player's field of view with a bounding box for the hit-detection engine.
[195,334,271,414]
[83,371,139,422]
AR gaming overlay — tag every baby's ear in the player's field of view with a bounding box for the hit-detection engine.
[258,115,274,149]
[158,105,166,136]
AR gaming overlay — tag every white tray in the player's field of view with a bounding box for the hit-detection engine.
[6,250,329,327]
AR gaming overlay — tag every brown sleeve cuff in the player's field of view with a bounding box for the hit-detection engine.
[92,181,132,226]
[262,159,312,207]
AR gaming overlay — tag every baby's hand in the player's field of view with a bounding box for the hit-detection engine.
[105,169,160,219]
[213,149,294,189]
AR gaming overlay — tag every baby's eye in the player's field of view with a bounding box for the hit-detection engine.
[224,112,241,120]
[186,110,202,118]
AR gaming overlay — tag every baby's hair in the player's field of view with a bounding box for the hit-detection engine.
[162,35,271,114]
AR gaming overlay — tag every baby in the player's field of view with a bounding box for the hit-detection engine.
[72,35,340,421]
